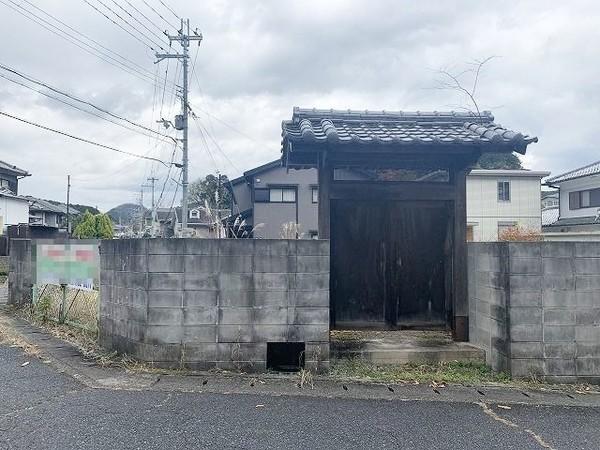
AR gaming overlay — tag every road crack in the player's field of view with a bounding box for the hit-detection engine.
[475,402,556,450]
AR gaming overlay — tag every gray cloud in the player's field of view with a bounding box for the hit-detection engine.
[0,0,599,210]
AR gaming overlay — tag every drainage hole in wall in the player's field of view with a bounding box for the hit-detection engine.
[266,342,305,372]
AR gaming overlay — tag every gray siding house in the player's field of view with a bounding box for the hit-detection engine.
[228,160,318,238]
[0,160,30,195]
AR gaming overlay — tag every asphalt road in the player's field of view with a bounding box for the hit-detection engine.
[1,346,599,450]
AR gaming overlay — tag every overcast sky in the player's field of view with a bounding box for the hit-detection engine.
[0,0,598,211]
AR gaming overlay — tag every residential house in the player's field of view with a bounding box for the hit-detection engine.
[155,205,228,238]
[0,160,30,195]
[228,160,318,239]
[543,160,600,239]
[228,161,548,241]
[466,169,550,241]
[0,187,29,233]
[541,190,559,209]
[26,197,79,230]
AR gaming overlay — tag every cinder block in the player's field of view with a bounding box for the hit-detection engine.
[543,325,575,342]
[576,309,600,326]
[542,290,576,308]
[182,325,217,344]
[576,358,600,376]
[488,272,508,290]
[218,325,253,343]
[575,326,600,342]
[288,324,329,342]
[127,255,148,272]
[544,343,576,359]
[288,307,329,325]
[148,290,183,308]
[147,238,184,255]
[182,343,217,362]
[253,240,290,257]
[144,325,183,344]
[253,256,296,273]
[542,242,574,258]
[575,275,600,291]
[542,258,573,275]
[253,307,288,325]
[148,254,184,273]
[147,307,183,325]
[544,309,576,325]
[296,256,330,274]
[511,258,541,274]
[510,358,544,378]
[546,359,576,376]
[183,307,217,325]
[217,342,267,363]
[115,271,147,289]
[220,273,253,291]
[296,240,329,256]
[130,289,148,308]
[217,239,255,256]
[148,273,183,291]
[252,290,288,307]
[509,307,541,326]
[543,275,575,291]
[183,291,218,308]
[509,275,541,292]
[183,255,221,274]
[510,342,543,359]
[252,273,290,290]
[184,273,219,290]
[135,342,181,362]
[574,243,600,257]
[576,292,599,309]
[219,255,253,273]
[253,325,288,341]
[574,258,600,274]
[184,239,220,255]
[294,273,329,291]
[510,291,541,307]
[289,290,329,307]
[576,342,600,358]
[510,324,542,342]
[219,307,253,325]
[509,243,540,258]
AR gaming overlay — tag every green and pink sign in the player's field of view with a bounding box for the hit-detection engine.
[34,242,99,288]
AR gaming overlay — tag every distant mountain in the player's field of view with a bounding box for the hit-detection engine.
[107,203,146,225]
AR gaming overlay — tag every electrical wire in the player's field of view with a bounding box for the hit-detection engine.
[123,0,167,35]
[109,0,170,49]
[142,0,178,30]
[0,62,177,143]
[158,0,180,21]
[0,110,169,166]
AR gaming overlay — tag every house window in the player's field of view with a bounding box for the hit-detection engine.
[311,187,318,203]
[569,188,600,210]
[255,188,270,203]
[190,209,200,219]
[466,225,474,242]
[498,181,510,202]
[309,230,319,239]
[0,179,8,188]
[269,187,296,203]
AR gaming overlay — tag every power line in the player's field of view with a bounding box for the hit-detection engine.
[0,0,175,92]
[0,72,174,143]
[142,0,178,30]
[0,110,170,166]
[108,0,171,49]
[158,0,180,21]
[123,0,168,35]
[0,62,177,143]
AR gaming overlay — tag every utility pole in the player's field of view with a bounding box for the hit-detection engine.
[66,174,71,236]
[156,19,203,232]
[139,186,145,232]
[147,176,158,214]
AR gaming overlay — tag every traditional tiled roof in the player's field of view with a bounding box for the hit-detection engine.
[282,107,538,154]
[0,187,27,200]
[26,196,80,215]
[0,160,29,177]
[541,207,560,226]
[544,215,600,228]
[545,160,600,184]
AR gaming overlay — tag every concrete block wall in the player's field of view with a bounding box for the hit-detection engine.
[0,256,9,274]
[469,242,600,383]
[99,238,330,372]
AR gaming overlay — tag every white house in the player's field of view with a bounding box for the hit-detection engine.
[543,160,600,240]
[466,169,550,241]
[0,187,29,233]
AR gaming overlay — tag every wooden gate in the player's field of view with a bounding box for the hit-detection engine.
[331,200,452,329]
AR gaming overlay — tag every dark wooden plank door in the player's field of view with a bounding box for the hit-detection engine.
[331,200,450,329]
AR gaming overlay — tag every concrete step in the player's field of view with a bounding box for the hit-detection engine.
[331,330,485,364]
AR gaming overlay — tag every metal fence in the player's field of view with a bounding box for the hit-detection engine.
[35,284,99,334]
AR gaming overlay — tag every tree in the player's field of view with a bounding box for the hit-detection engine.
[73,211,114,239]
[189,174,232,209]
[475,152,523,170]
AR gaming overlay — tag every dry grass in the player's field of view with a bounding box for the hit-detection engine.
[0,313,40,356]
[498,226,542,242]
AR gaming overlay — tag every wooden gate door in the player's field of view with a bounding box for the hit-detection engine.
[331,200,450,329]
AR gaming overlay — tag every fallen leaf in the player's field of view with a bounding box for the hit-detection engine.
[259,380,266,384]
[21,361,30,367]
[42,360,51,364]
[255,404,264,408]
[497,405,511,410]
[575,390,586,395]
